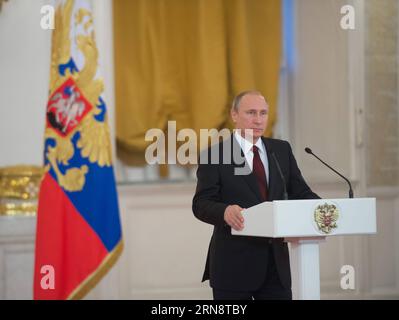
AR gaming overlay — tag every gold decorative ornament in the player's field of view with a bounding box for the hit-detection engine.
[314,202,339,234]
[0,165,44,216]
[0,203,38,217]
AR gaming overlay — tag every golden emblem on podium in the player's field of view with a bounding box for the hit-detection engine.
[314,203,339,234]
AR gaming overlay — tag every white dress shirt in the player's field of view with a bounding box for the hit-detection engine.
[234,131,269,185]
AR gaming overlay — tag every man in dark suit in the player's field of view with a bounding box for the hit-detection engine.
[192,90,319,300]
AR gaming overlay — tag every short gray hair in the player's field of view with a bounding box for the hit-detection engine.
[231,90,265,112]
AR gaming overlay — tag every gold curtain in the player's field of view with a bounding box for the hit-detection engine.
[114,0,281,165]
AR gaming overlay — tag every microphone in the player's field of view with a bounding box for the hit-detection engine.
[271,152,288,200]
[305,147,354,198]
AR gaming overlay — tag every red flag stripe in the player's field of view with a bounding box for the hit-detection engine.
[34,173,108,300]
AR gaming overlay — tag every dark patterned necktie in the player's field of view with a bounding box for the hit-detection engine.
[252,146,268,201]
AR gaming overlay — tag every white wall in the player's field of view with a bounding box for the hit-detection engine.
[0,0,51,166]
[289,0,399,299]
[0,0,115,168]
[290,0,355,184]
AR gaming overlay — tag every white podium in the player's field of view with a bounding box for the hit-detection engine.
[231,198,377,300]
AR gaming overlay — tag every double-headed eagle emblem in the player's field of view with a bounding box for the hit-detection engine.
[44,1,111,192]
[314,203,339,234]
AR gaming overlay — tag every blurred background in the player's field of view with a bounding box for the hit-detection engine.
[0,0,398,299]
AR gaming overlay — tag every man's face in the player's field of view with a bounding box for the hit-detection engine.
[231,94,269,142]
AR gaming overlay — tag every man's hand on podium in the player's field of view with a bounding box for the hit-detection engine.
[224,205,245,231]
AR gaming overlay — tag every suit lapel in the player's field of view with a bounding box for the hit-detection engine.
[240,168,263,202]
[231,134,263,202]
[262,137,278,201]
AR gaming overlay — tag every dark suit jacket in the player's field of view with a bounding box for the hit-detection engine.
[192,135,319,291]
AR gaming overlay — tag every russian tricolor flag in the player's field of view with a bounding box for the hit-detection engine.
[33,0,123,300]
